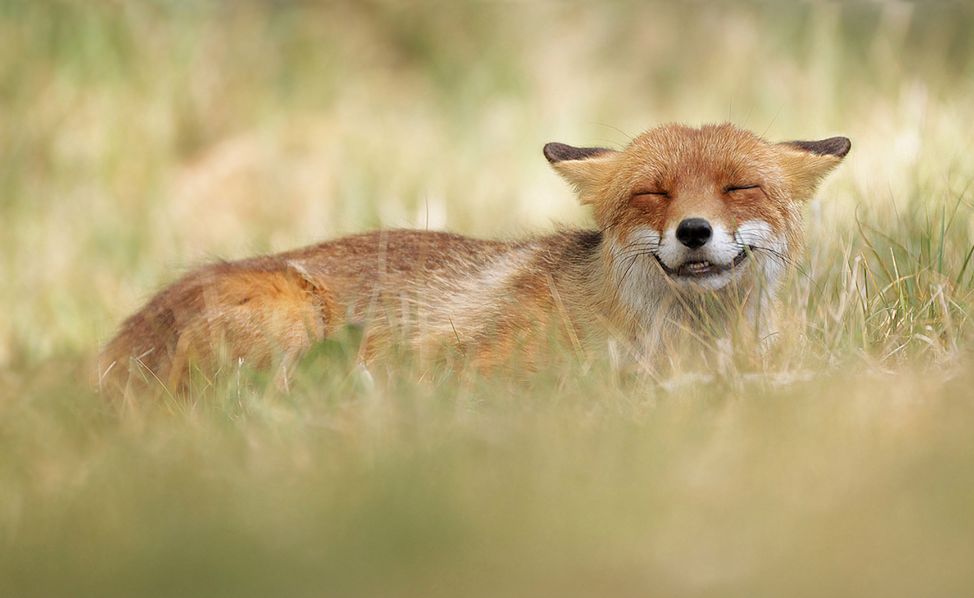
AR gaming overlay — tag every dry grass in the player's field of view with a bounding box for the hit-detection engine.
[2,2,974,596]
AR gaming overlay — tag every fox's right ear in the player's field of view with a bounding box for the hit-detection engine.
[544,142,620,204]
[776,136,851,199]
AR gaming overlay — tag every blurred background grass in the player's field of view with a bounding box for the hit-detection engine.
[2,1,974,596]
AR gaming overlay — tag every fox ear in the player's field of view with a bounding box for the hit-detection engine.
[544,142,620,203]
[777,136,851,199]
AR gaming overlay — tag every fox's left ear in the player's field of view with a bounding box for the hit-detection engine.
[544,142,621,204]
[776,136,851,199]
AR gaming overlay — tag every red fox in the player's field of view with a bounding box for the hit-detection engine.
[99,123,849,393]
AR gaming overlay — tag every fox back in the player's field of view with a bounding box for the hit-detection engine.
[99,123,848,394]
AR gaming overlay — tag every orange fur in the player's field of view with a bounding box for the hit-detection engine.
[99,123,849,395]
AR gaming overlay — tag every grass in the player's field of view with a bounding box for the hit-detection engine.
[2,1,974,596]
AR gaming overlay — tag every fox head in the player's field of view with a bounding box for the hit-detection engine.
[545,123,849,294]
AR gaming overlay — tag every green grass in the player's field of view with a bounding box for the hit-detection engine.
[3,1,974,596]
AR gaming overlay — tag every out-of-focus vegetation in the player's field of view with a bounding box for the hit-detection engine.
[2,1,974,596]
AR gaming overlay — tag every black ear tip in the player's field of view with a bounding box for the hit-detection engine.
[833,136,852,158]
[543,142,566,164]
[787,136,852,158]
[543,142,613,163]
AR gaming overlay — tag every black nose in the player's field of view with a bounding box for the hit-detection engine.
[675,218,712,249]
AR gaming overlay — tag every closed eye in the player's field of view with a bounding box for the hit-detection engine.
[725,184,760,193]
[631,190,668,199]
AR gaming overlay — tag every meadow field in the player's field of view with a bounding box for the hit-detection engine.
[2,1,974,596]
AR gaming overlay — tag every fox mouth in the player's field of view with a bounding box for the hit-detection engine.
[654,248,752,279]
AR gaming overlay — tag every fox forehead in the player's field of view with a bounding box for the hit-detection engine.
[622,123,784,192]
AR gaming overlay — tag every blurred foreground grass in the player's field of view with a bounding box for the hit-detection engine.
[2,1,974,596]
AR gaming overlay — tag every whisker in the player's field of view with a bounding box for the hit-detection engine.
[613,241,661,259]
[615,248,661,262]
[737,244,795,266]
[615,241,661,252]
[734,243,812,280]
[614,247,659,260]
[619,251,656,287]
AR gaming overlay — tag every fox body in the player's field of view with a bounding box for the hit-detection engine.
[99,123,849,392]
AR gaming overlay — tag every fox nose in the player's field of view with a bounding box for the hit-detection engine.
[675,218,713,249]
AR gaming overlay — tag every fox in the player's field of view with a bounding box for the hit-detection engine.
[98,123,849,393]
